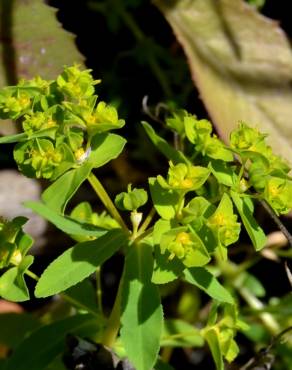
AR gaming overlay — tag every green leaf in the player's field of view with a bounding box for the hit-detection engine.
[88,132,126,168]
[42,162,93,214]
[182,197,215,229]
[35,229,126,297]
[161,319,204,347]
[115,186,148,211]
[153,219,172,245]
[152,245,185,284]
[155,0,292,164]
[0,313,40,349]
[209,160,237,187]
[0,255,34,302]
[41,134,125,214]
[152,219,184,284]
[121,242,163,370]
[25,201,107,238]
[204,328,224,370]
[231,191,267,251]
[184,267,234,304]
[149,177,179,220]
[141,121,188,164]
[4,314,100,370]
[0,133,27,143]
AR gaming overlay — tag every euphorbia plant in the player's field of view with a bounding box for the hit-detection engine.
[0,65,292,370]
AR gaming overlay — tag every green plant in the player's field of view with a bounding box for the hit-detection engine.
[0,65,292,370]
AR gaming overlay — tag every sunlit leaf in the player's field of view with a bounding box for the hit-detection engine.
[231,191,266,251]
[25,201,107,238]
[121,242,163,370]
[42,163,93,214]
[0,255,34,302]
[184,267,234,304]
[35,230,126,297]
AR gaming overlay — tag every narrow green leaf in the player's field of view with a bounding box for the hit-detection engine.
[0,127,58,144]
[184,267,234,304]
[42,162,93,214]
[142,121,188,164]
[0,133,27,143]
[204,328,224,370]
[35,229,126,297]
[121,242,163,370]
[41,134,126,214]
[88,132,126,168]
[149,177,179,220]
[4,314,100,370]
[231,191,267,251]
[25,201,107,238]
[161,319,204,347]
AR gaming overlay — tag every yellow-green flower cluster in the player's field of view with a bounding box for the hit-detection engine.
[230,123,292,214]
[166,110,233,161]
[22,111,57,134]
[160,228,210,268]
[203,304,247,364]
[157,162,210,193]
[56,64,100,100]
[207,194,241,249]
[14,139,64,179]
[0,90,31,119]
[0,65,125,180]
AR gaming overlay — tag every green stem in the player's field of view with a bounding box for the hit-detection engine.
[25,269,39,281]
[138,207,156,235]
[88,172,128,232]
[161,347,173,363]
[102,268,125,347]
[62,294,102,319]
[96,266,103,316]
[133,226,154,244]
[239,287,279,335]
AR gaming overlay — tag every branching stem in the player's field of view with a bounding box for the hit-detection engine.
[88,172,128,232]
[138,207,156,235]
